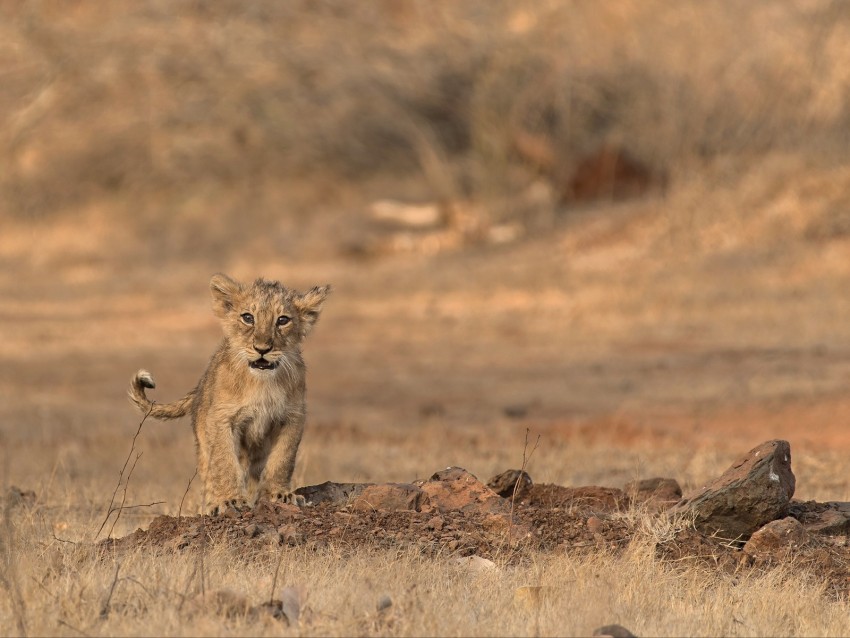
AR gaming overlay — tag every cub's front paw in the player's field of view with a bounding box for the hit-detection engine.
[210,497,250,516]
[265,490,309,508]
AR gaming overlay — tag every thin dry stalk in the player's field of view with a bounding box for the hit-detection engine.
[199,488,207,595]
[99,561,121,619]
[104,451,143,539]
[506,427,541,550]
[177,469,197,524]
[269,544,286,605]
[511,428,540,513]
[96,406,152,540]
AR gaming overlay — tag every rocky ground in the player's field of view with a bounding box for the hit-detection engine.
[83,441,850,601]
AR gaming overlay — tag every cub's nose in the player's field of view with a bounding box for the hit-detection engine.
[254,344,272,355]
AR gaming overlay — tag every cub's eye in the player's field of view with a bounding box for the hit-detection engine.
[277,315,291,326]
[240,313,254,325]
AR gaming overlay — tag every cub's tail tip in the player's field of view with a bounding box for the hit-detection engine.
[134,369,156,389]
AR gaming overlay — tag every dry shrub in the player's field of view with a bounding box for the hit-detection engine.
[3,0,850,228]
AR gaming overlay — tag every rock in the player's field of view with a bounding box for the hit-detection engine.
[487,469,533,499]
[503,404,530,419]
[352,483,432,513]
[587,516,604,534]
[376,595,393,613]
[743,517,807,559]
[452,555,498,573]
[565,144,663,204]
[279,586,302,625]
[671,440,795,540]
[370,199,442,229]
[253,586,302,625]
[592,624,637,637]
[294,481,373,506]
[524,485,625,511]
[624,478,682,509]
[788,501,850,536]
[417,467,509,515]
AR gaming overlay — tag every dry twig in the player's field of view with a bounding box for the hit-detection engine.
[96,406,152,540]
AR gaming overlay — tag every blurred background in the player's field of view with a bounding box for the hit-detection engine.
[3,0,850,522]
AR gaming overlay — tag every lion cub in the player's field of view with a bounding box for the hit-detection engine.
[129,274,330,514]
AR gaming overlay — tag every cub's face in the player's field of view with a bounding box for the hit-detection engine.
[209,274,331,375]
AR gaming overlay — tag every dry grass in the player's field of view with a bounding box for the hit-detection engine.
[4,500,850,637]
[4,1,850,635]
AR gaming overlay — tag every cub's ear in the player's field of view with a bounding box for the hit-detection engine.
[294,285,332,337]
[209,273,242,318]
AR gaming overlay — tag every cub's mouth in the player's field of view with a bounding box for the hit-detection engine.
[249,358,280,371]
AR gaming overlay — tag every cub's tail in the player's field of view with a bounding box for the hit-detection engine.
[128,369,196,420]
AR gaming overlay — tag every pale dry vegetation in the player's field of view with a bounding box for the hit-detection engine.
[4,0,850,636]
[4,501,850,637]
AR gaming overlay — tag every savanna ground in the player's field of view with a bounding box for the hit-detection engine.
[3,1,850,635]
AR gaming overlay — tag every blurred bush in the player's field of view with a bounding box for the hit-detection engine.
[2,0,849,223]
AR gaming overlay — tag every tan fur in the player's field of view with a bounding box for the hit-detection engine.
[129,274,330,514]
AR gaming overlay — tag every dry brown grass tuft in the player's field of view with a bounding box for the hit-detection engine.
[4,502,850,637]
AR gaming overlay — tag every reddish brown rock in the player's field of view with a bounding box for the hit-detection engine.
[351,483,431,513]
[743,517,808,558]
[788,501,850,536]
[294,481,373,506]
[416,467,509,515]
[565,145,663,203]
[624,477,682,509]
[487,469,533,499]
[671,440,795,540]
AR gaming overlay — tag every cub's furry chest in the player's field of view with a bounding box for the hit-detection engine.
[231,381,294,446]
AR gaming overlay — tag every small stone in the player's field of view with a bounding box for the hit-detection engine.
[278,524,301,545]
[587,516,603,534]
[453,555,498,573]
[487,469,533,499]
[743,517,807,558]
[279,586,302,625]
[376,595,393,612]
[593,624,637,637]
[294,481,373,506]
[426,515,444,532]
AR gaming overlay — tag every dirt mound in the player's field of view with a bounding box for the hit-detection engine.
[99,459,850,599]
[101,493,632,560]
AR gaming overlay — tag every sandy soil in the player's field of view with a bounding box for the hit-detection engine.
[3,156,850,522]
